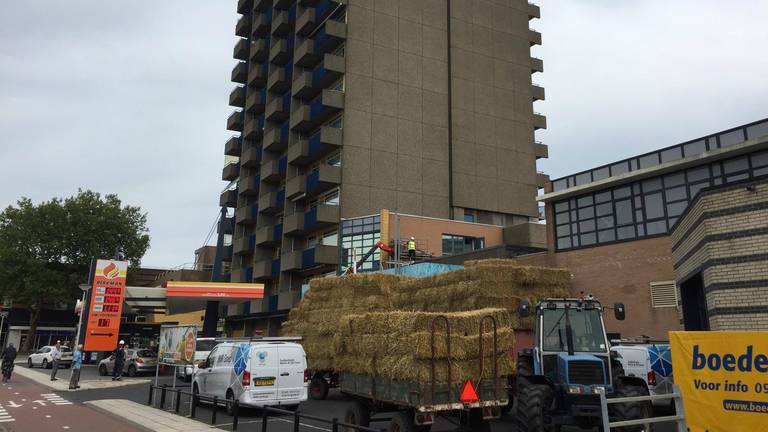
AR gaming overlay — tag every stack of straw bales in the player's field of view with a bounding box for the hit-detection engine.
[281,260,571,381]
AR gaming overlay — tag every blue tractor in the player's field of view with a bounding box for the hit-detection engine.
[514,298,652,431]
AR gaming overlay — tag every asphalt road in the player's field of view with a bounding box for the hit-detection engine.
[21,365,677,431]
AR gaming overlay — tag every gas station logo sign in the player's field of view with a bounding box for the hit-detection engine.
[84,259,128,351]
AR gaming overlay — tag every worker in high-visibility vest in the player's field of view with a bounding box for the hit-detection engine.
[407,237,417,262]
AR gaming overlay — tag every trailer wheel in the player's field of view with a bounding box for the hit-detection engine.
[310,376,329,400]
[388,411,429,432]
[609,384,653,432]
[516,383,553,432]
[342,401,370,432]
[466,409,491,432]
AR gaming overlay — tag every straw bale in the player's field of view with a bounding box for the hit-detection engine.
[335,353,515,383]
[338,309,513,337]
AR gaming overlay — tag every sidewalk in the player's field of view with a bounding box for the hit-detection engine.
[13,364,151,392]
[85,399,226,432]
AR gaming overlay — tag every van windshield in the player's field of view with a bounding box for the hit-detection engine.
[196,340,217,352]
[542,308,606,353]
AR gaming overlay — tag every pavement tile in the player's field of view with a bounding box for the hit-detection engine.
[85,399,227,432]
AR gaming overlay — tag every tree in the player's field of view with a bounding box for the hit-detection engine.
[0,190,150,352]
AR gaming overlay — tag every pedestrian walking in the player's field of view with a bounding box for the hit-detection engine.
[112,340,126,381]
[50,340,62,381]
[1,343,17,383]
[407,237,417,262]
[69,344,83,389]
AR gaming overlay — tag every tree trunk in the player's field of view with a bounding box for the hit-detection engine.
[22,307,41,353]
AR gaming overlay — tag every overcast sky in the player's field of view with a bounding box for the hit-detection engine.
[1,1,767,268]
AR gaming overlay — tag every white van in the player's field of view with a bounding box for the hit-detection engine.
[611,341,674,408]
[193,339,308,413]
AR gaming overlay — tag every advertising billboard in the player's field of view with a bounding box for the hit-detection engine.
[83,259,128,351]
[671,331,768,432]
[158,325,198,365]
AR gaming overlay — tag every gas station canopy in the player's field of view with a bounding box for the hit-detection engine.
[124,281,264,315]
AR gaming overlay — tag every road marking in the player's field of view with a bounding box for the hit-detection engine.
[41,394,73,405]
[0,404,15,423]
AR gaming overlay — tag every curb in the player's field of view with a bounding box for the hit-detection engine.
[12,365,150,392]
[84,399,227,432]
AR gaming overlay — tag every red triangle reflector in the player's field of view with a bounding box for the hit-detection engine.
[459,380,479,403]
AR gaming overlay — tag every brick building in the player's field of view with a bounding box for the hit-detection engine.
[531,118,768,338]
[671,177,768,330]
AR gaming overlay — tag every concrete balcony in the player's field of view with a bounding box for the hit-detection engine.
[255,223,282,246]
[531,85,545,101]
[218,216,235,235]
[237,0,253,14]
[295,7,316,37]
[290,89,344,132]
[248,62,268,87]
[271,9,292,37]
[287,126,342,166]
[527,2,541,19]
[292,54,345,100]
[222,162,240,181]
[250,39,268,62]
[274,0,292,10]
[227,110,244,131]
[265,95,290,123]
[225,136,242,157]
[283,204,339,235]
[239,174,260,196]
[240,145,262,168]
[531,57,544,73]
[253,258,280,280]
[277,290,300,310]
[282,244,337,272]
[536,172,550,188]
[294,20,347,68]
[267,66,292,94]
[254,0,271,12]
[236,14,252,37]
[243,116,264,140]
[260,158,282,183]
[233,235,256,255]
[253,12,271,36]
[533,113,547,130]
[220,189,238,208]
[528,29,542,46]
[229,86,246,107]
[534,142,549,160]
[221,244,233,262]
[231,61,248,84]
[263,123,290,153]
[285,164,341,200]
[233,38,250,60]
[258,189,285,214]
[269,38,291,65]
[229,267,253,283]
[235,205,258,224]
[245,88,266,113]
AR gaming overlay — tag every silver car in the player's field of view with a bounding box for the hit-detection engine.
[27,346,73,369]
[98,348,158,377]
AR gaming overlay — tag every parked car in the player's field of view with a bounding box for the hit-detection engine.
[98,348,158,377]
[193,340,308,414]
[611,340,674,408]
[27,346,73,369]
[177,338,218,382]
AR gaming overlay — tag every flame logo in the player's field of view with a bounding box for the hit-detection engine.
[103,262,120,279]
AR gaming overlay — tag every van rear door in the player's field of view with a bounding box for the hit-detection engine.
[276,344,307,401]
[249,345,279,403]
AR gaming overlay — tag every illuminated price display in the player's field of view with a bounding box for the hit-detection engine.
[98,318,111,327]
[105,287,122,295]
[103,305,119,313]
[103,296,121,304]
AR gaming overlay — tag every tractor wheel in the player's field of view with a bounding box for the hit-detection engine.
[609,384,653,432]
[516,355,534,389]
[342,400,370,432]
[310,376,329,400]
[516,383,554,432]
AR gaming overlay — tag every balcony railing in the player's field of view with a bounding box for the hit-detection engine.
[240,145,262,168]
[250,39,268,62]
[248,61,268,87]
[263,122,290,153]
[287,126,342,165]
[237,0,253,14]
[231,61,248,84]
[220,189,238,207]
[531,84,545,101]
[294,20,346,68]
[233,38,250,60]
[253,11,272,36]
[285,164,340,200]
[527,2,541,19]
[271,9,294,37]
[246,88,266,113]
[267,63,293,93]
[236,14,251,37]
[222,161,240,181]
[235,205,258,224]
[239,174,260,196]
[283,203,339,235]
[243,115,265,139]
[261,159,282,182]
[253,259,278,280]
[296,0,339,37]
[255,223,282,246]
[229,85,246,107]
[290,89,344,132]
[265,94,291,123]
[233,235,256,255]
[218,216,235,235]
[533,113,547,130]
[227,110,244,131]
[224,136,242,157]
[531,57,544,73]
[528,28,542,46]
[292,53,345,100]
[258,190,285,214]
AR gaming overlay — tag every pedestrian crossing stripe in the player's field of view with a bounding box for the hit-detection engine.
[41,394,73,405]
[0,406,15,422]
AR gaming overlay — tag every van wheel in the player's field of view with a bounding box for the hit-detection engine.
[225,389,236,416]
[310,376,329,400]
[342,401,370,432]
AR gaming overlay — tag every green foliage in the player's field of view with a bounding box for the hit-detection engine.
[0,190,151,311]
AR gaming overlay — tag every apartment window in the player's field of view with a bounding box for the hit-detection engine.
[324,189,340,205]
[322,230,338,246]
[341,215,381,272]
[442,234,485,256]
[326,151,342,167]
[463,210,476,223]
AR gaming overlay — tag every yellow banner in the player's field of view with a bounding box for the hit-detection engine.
[670,331,768,432]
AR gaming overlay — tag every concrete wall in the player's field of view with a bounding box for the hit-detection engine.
[341,0,540,221]
[671,178,768,330]
[511,236,682,339]
[387,211,504,257]
[449,0,539,218]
